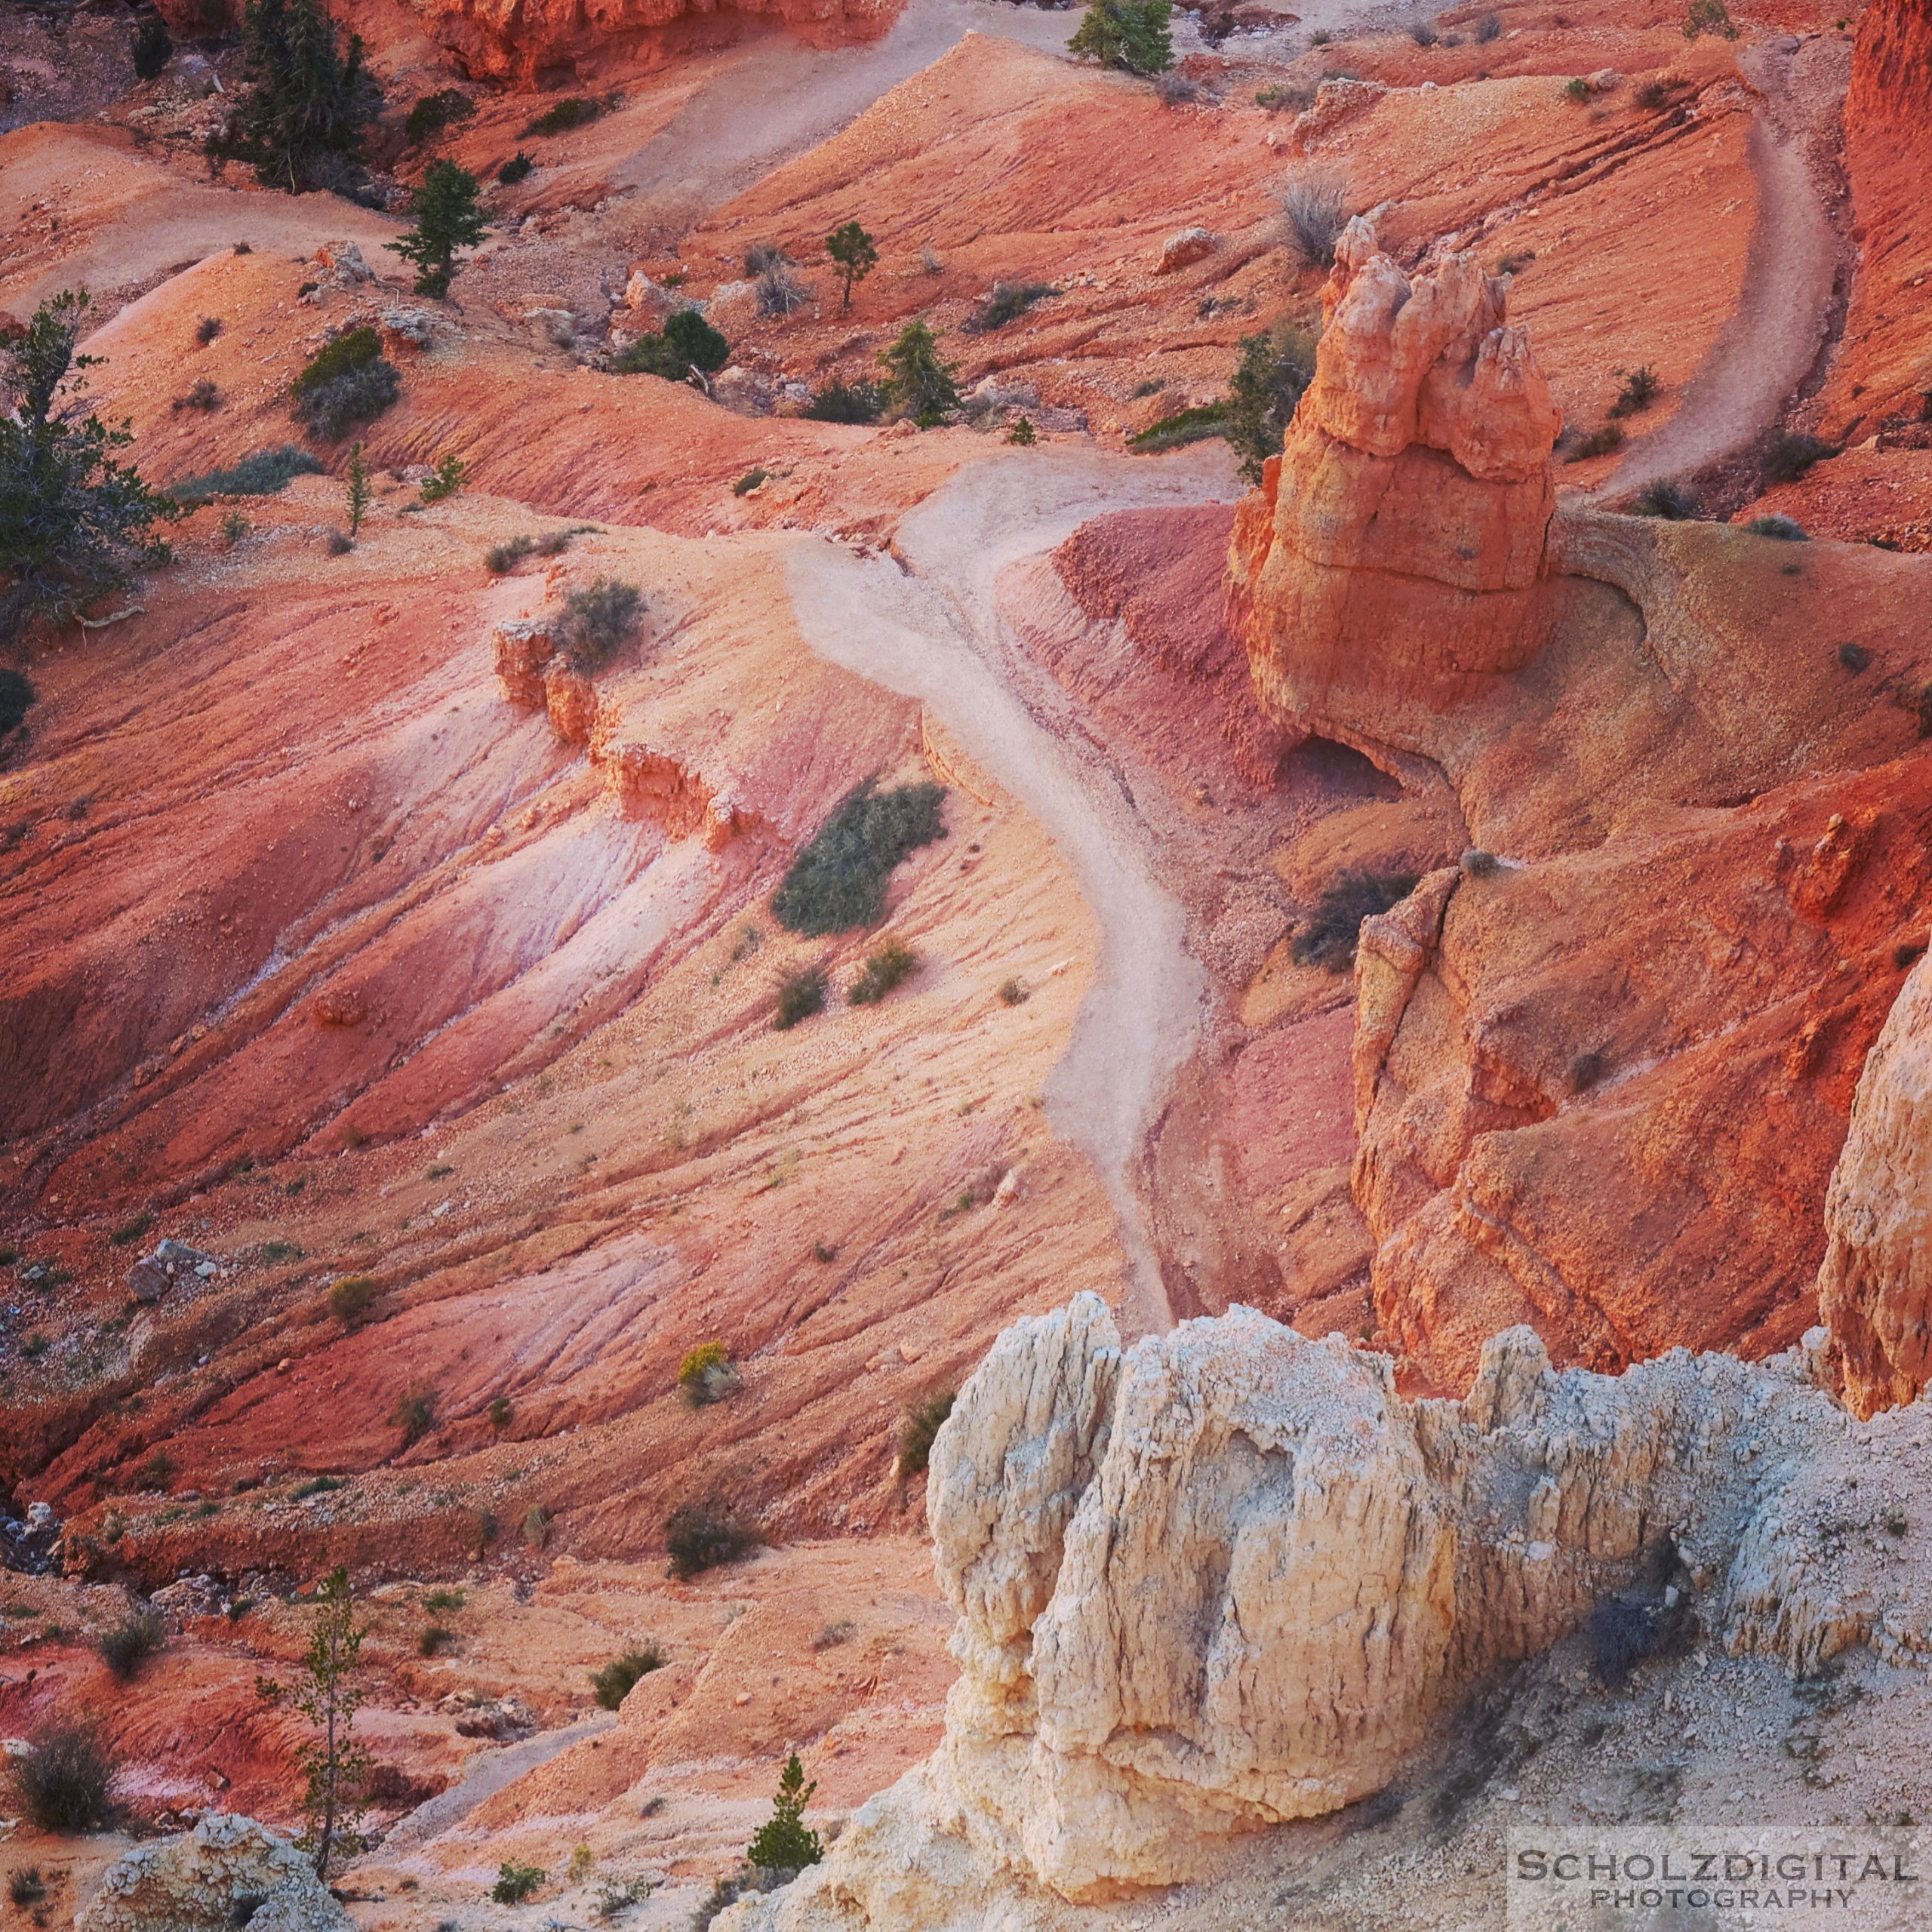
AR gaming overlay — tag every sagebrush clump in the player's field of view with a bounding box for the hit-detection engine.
[10,1721,118,1832]
[560,577,645,667]
[1281,168,1349,269]
[97,1611,165,1681]
[771,780,946,935]
[897,1389,956,1479]
[665,1501,756,1580]
[1292,869,1419,971]
[291,328,400,441]
[849,938,918,1005]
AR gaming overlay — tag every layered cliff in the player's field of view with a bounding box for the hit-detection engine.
[721,1291,1932,1926]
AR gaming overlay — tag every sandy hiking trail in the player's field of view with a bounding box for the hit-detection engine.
[788,445,1242,1339]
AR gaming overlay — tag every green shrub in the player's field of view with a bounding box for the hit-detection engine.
[486,534,538,574]
[487,1395,513,1429]
[678,1341,739,1405]
[1291,869,1418,971]
[7,1869,45,1907]
[771,780,946,935]
[734,467,769,497]
[1129,402,1229,454]
[1745,514,1809,541]
[9,1721,118,1832]
[1564,75,1591,102]
[1608,365,1659,417]
[560,577,645,666]
[614,308,730,380]
[1838,641,1871,672]
[492,1862,546,1904]
[746,1752,823,1872]
[174,377,221,419]
[497,150,535,183]
[1475,11,1502,40]
[172,445,324,502]
[0,667,37,735]
[109,1213,155,1247]
[417,1624,452,1657]
[292,329,400,441]
[589,1642,666,1710]
[1460,848,1500,878]
[97,1611,165,1681]
[897,1389,955,1479]
[328,1274,377,1322]
[1761,430,1835,485]
[132,1451,176,1493]
[134,14,173,78]
[1225,320,1318,483]
[419,453,464,503]
[964,281,1056,334]
[404,88,474,146]
[523,94,605,136]
[1629,476,1699,520]
[803,379,883,423]
[849,938,918,1005]
[390,1383,437,1444]
[392,159,490,298]
[665,1501,756,1580]
[1682,0,1738,37]
[1068,0,1172,73]
[1564,423,1626,462]
[423,1586,466,1612]
[1411,17,1439,43]
[291,1473,344,1500]
[1006,416,1038,445]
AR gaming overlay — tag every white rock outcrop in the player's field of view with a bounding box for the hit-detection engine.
[722,1293,1932,1930]
[79,1814,350,1932]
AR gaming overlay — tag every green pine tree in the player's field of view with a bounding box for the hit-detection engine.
[746,1752,823,1872]
[1223,320,1318,485]
[293,1567,371,1880]
[0,291,179,644]
[825,221,879,312]
[345,442,371,537]
[878,321,961,429]
[213,0,382,195]
[1068,0,1174,73]
[392,161,491,299]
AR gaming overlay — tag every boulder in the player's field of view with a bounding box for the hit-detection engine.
[312,239,371,285]
[1155,226,1219,273]
[78,1814,350,1932]
[127,1239,217,1303]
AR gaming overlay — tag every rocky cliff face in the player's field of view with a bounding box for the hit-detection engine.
[1817,0,1932,439]
[721,1291,1932,1927]
[420,0,900,83]
[1819,946,1932,1418]
[1229,219,1562,736]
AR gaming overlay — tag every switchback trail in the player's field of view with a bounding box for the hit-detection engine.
[787,446,1242,1338]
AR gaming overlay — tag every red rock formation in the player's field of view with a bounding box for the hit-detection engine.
[1817,0,1932,439]
[421,0,900,84]
[1229,220,1563,735]
[1819,944,1932,1418]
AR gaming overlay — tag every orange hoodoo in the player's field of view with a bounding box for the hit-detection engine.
[1229,218,1564,740]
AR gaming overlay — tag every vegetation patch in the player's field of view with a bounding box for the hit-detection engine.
[774,966,827,1031]
[173,445,325,502]
[897,1389,957,1480]
[97,1611,165,1681]
[746,1752,823,1872]
[291,328,401,441]
[522,94,611,137]
[678,1341,740,1406]
[9,1721,118,1832]
[849,938,918,1005]
[614,309,730,381]
[771,780,947,935]
[492,1861,546,1904]
[665,1501,758,1580]
[404,88,474,146]
[803,379,883,423]
[560,577,645,667]
[1291,869,1419,972]
[964,282,1057,334]
[1281,168,1349,269]
[1129,402,1229,455]
[328,1275,377,1323]
[590,1642,666,1710]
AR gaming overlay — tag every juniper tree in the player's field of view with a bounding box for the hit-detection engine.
[825,220,879,312]
[746,1753,823,1872]
[345,443,371,537]
[0,292,177,643]
[1068,0,1173,74]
